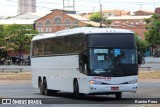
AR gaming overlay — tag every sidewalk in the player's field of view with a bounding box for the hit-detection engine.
[145,57,160,63]
[0,65,31,72]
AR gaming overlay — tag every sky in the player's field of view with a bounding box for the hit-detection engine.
[0,0,160,17]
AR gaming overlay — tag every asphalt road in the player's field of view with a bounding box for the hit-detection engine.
[0,64,160,107]
[0,81,160,105]
[0,82,160,98]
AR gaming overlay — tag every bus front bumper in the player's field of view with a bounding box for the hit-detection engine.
[87,83,138,94]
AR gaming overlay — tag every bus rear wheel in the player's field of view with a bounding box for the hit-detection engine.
[43,79,51,96]
[115,92,122,99]
[39,79,44,95]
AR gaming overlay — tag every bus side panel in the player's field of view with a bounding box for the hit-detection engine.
[32,68,39,88]
[31,55,84,92]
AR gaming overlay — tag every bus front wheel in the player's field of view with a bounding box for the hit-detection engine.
[115,92,122,99]
[74,80,80,98]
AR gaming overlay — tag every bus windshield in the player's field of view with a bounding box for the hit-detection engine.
[89,48,138,76]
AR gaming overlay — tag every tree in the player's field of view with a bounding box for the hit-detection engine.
[0,46,8,59]
[144,14,160,56]
[4,24,38,55]
[105,20,112,27]
[135,34,148,53]
[89,12,102,22]
[0,25,6,47]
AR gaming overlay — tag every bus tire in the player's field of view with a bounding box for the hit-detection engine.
[74,80,80,99]
[43,78,51,96]
[39,79,44,95]
[115,92,122,99]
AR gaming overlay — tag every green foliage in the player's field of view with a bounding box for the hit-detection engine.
[89,12,102,22]
[0,47,8,58]
[86,24,94,27]
[0,24,38,55]
[0,25,6,46]
[135,34,148,53]
[145,14,160,47]
[5,24,38,52]
[105,20,112,27]
[144,18,151,25]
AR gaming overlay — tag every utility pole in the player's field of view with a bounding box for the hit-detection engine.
[73,0,75,11]
[100,3,102,28]
[63,0,64,10]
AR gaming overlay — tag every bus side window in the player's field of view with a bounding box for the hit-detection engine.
[79,50,88,74]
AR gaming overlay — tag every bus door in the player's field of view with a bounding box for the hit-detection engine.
[79,50,89,74]
[79,50,89,90]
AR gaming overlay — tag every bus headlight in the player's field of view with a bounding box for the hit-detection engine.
[127,79,138,84]
[89,80,102,84]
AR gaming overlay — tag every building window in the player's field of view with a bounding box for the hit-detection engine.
[65,19,71,25]
[45,20,52,32]
[41,27,43,32]
[46,20,51,25]
[54,16,62,24]
[114,21,120,24]
[49,27,52,32]
[37,27,41,32]
[130,22,133,25]
[108,13,112,16]
[65,19,71,29]
[139,20,142,23]
[37,22,43,32]
[73,21,79,27]
[46,27,49,32]
[45,27,52,32]
[136,21,139,25]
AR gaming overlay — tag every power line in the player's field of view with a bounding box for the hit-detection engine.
[5,0,160,7]
[2,0,159,14]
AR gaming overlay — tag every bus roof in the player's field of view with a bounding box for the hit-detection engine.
[32,27,134,41]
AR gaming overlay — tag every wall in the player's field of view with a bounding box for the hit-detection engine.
[35,10,87,33]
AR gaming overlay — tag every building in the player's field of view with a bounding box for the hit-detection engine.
[0,12,47,26]
[18,0,36,15]
[81,9,130,19]
[133,10,154,16]
[155,7,160,15]
[0,19,35,25]
[8,12,47,20]
[80,12,93,19]
[102,10,130,17]
[35,9,103,33]
[107,15,152,39]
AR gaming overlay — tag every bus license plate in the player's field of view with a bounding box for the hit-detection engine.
[111,87,119,90]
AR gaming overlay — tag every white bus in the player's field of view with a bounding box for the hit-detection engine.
[31,27,141,99]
